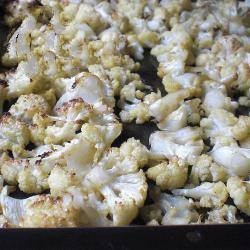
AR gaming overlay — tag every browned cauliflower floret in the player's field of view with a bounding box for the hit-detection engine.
[190,154,228,185]
[172,182,228,208]
[0,187,87,228]
[9,94,51,122]
[0,113,30,153]
[227,177,250,216]
[147,158,188,190]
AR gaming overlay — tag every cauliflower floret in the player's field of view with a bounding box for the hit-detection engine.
[162,73,201,96]
[150,127,204,164]
[119,91,161,124]
[54,72,115,110]
[227,177,250,216]
[95,170,148,226]
[140,187,199,225]
[210,142,250,178]
[3,0,40,26]
[232,116,250,141]
[0,186,87,228]
[172,182,228,208]
[0,113,30,153]
[120,102,151,124]
[53,98,92,124]
[73,3,108,32]
[200,35,250,94]
[206,205,242,224]
[158,98,202,131]
[127,34,144,60]
[151,25,194,77]
[1,137,99,193]
[200,109,238,143]
[2,16,38,66]
[147,158,188,190]
[201,109,250,144]
[190,154,228,185]
[9,94,51,122]
[4,56,41,99]
[149,89,190,123]
[202,81,238,115]
[49,138,149,226]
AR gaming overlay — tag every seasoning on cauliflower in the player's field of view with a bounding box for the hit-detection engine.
[0,136,99,194]
[172,182,228,208]
[9,94,51,122]
[227,177,250,216]
[146,158,188,190]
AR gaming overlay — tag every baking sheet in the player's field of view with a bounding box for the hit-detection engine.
[0,2,249,249]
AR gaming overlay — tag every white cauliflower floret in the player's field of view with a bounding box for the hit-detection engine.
[54,72,115,110]
[50,138,149,226]
[127,34,144,60]
[2,16,38,66]
[190,154,228,185]
[200,109,237,143]
[162,73,201,96]
[1,137,99,194]
[150,127,204,164]
[172,182,228,208]
[0,113,30,153]
[119,91,161,124]
[3,0,40,26]
[231,116,250,142]
[206,205,242,224]
[201,109,250,144]
[202,81,238,115]
[151,25,194,77]
[120,102,151,124]
[0,186,87,228]
[227,177,250,216]
[200,35,250,94]
[158,98,202,131]
[147,158,188,190]
[9,94,51,122]
[95,170,147,226]
[210,142,250,178]
[149,89,190,123]
[140,187,199,225]
[4,56,41,99]
[53,98,93,124]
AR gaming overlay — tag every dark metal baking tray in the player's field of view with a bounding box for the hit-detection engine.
[0,2,250,250]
